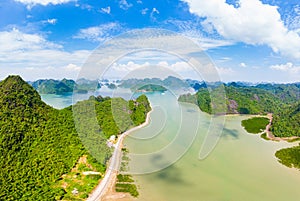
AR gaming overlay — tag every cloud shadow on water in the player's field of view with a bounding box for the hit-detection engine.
[221,128,239,140]
[149,154,191,185]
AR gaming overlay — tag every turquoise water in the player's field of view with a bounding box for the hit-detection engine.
[40,88,132,109]
[124,92,300,201]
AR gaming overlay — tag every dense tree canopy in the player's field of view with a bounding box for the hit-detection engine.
[0,75,151,200]
[178,84,299,138]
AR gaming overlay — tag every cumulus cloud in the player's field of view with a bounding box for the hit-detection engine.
[0,29,90,80]
[270,62,300,73]
[14,0,73,8]
[183,0,300,59]
[74,23,122,42]
[0,28,61,52]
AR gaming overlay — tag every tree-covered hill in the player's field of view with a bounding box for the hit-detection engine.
[119,76,190,91]
[137,84,167,92]
[271,102,300,137]
[30,78,102,94]
[178,84,299,138]
[0,75,151,200]
[178,85,284,115]
[0,75,85,200]
[255,83,300,103]
[30,78,76,94]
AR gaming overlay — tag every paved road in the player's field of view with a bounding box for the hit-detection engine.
[86,134,124,201]
[87,110,152,201]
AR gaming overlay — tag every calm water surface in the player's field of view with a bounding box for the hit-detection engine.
[41,91,300,201]
[124,92,300,201]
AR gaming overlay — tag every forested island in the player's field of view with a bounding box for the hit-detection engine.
[137,84,167,92]
[28,78,101,94]
[0,75,150,200]
[178,82,300,170]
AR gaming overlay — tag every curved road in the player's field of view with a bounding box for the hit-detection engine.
[87,110,152,201]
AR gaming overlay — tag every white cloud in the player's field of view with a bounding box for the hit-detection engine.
[100,6,111,14]
[183,0,300,59]
[240,62,246,68]
[64,63,81,72]
[0,28,61,52]
[141,8,148,15]
[152,8,159,14]
[0,29,90,80]
[164,19,234,50]
[103,60,206,79]
[46,18,57,25]
[14,0,73,8]
[111,61,150,72]
[188,36,233,50]
[150,8,160,20]
[119,0,132,10]
[216,67,235,75]
[270,62,300,73]
[74,23,122,42]
[80,4,93,11]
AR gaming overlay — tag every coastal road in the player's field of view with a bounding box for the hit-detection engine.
[86,134,124,201]
[87,110,152,201]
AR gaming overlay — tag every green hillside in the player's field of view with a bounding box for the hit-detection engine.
[0,75,151,200]
[271,102,300,137]
[179,85,283,115]
[178,84,300,138]
[30,78,102,94]
[0,75,85,200]
[31,78,76,94]
[137,84,167,92]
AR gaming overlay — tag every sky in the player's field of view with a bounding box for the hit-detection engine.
[0,0,300,83]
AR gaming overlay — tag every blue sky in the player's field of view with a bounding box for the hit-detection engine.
[0,0,300,83]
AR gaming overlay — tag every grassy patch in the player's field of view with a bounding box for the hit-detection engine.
[275,145,300,169]
[242,117,269,134]
[117,174,134,183]
[115,183,139,197]
[260,133,270,141]
[115,148,139,198]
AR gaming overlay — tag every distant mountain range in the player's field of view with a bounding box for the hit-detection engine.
[28,76,300,97]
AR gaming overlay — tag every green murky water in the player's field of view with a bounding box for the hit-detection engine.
[124,92,300,201]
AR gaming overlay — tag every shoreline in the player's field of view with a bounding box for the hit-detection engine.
[241,113,300,142]
[264,113,300,142]
[87,106,153,201]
